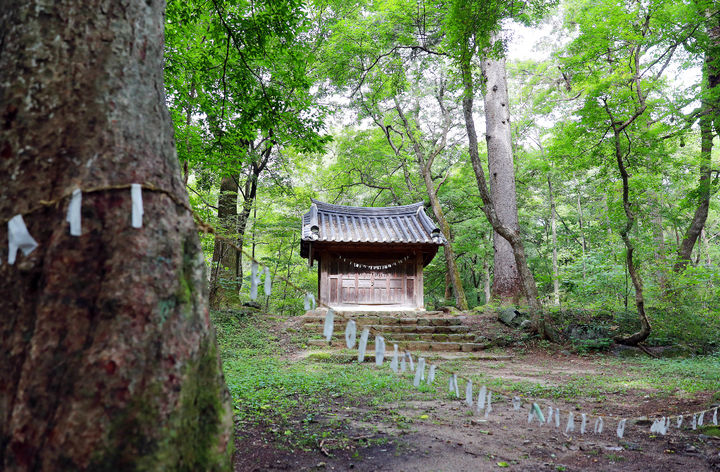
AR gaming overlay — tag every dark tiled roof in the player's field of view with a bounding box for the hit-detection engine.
[301,199,446,252]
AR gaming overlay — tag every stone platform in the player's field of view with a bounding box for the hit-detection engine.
[300,309,489,352]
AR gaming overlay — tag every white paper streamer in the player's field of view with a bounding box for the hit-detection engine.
[375,336,385,366]
[448,375,455,396]
[580,413,587,435]
[565,413,575,433]
[414,358,426,387]
[400,354,407,373]
[713,408,718,425]
[453,374,459,397]
[66,188,82,236]
[407,352,415,372]
[554,408,560,428]
[131,183,143,228]
[594,417,604,434]
[533,403,545,423]
[8,215,38,265]
[357,328,369,363]
[250,262,259,300]
[476,386,487,412]
[677,415,683,429]
[617,419,626,439]
[513,396,522,411]
[484,391,492,418]
[698,411,705,427]
[546,406,553,425]
[427,364,436,384]
[263,267,272,296]
[465,380,473,407]
[323,309,335,342]
[345,320,357,349]
[390,343,399,372]
[692,414,697,430]
[651,417,669,436]
[303,293,310,311]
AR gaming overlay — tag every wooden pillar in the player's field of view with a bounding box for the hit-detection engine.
[416,252,424,309]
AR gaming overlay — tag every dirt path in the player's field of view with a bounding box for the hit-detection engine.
[234,346,720,471]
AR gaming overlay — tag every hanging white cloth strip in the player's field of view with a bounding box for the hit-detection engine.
[476,386,487,412]
[407,352,415,372]
[453,374,459,397]
[692,414,697,430]
[263,267,272,296]
[414,358,426,387]
[303,293,310,311]
[594,417,604,434]
[484,391,492,418]
[565,413,575,434]
[345,320,357,349]
[698,411,705,427]
[66,188,82,236]
[546,406,553,425]
[8,215,39,265]
[357,328,369,363]
[465,380,473,408]
[250,262,259,300]
[617,419,626,439]
[513,396,522,411]
[400,354,407,373]
[528,408,534,424]
[580,414,587,435]
[322,309,334,342]
[554,408,560,429]
[713,407,718,426]
[375,336,385,366]
[677,415,683,429]
[390,344,399,372]
[130,183,143,228]
[427,364,436,385]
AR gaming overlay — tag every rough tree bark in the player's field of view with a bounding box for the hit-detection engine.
[0,1,232,470]
[209,175,240,308]
[481,55,523,304]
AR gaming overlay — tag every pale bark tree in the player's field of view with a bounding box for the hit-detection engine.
[0,1,232,469]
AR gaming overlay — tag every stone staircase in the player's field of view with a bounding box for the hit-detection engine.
[300,309,489,352]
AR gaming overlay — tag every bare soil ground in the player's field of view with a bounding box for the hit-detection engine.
[234,316,720,471]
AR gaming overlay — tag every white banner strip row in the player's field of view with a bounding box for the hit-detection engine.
[318,306,720,440]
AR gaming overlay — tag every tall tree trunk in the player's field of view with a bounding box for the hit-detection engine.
[459,60,554,340]
[481,56,523,304]
[676,17,719,271]
[651,193,667,290]
[0,1,232,470]
[209,176,240,308]
[576,189,587,280]
[548,177,560,305]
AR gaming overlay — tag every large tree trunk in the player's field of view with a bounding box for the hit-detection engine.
[481,56,523,304]
[0,1,232,470]
[209,175,240,308]
[676,16,719,271]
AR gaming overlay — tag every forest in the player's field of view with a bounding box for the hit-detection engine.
[165,0,719,352]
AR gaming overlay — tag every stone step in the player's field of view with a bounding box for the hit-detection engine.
[319,332,477,342]
[307,339,490,352]
[302,323,471,334]
[301,315,466,327]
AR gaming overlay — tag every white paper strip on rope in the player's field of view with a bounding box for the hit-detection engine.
[322,309,334,342]
[263,267,272,296]
[692,414,698,430]
[714,407,718,426]
[358,328,369,363]
[8,215,39,265]
[345,320,357,349]
[594,417,604,434]
[407,352,415,372]
[484,391,492,418]
[130,183,143,228]
[400,353,407,373]
[617,419,627,439]
[375,336,385,366]
[698,411,705,427]
[677,415,683,429]
[66,188,82,236]
[565,413,575,434]
[414,358,426,388]
[303,293,310,311]
[580,413,587,435]
[390,344,399,373]
[651,417,669,436]
[513,396,522,411]
[250,262,259,300]
[427,364,436,385]
[453,374,460,397]
[465,380,473,408]
[546,406,553,425]
[554,408,561,429]
[528,408,534,424]
[476,386,487,413]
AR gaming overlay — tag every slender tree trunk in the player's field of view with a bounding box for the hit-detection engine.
[209,175,240,308]
[576,190,587,280]
[651,193,667,290]
[483,257,492,305]
[0,1,232,469]
[548,177,560,305]
[481,55,523,304]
